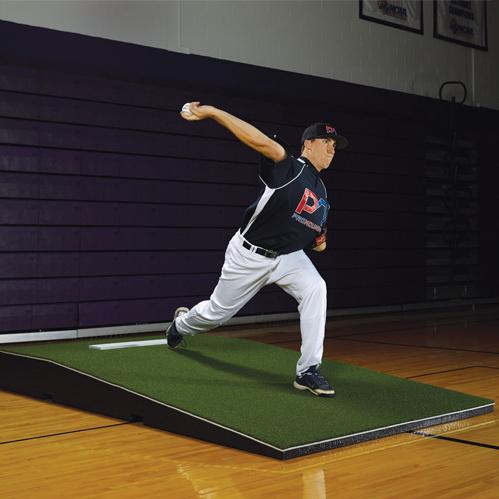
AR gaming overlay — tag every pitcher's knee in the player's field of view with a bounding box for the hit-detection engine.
[298,277,327,308]
[308,277,327,299]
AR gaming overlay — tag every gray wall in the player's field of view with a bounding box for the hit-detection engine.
[0,0,497,110]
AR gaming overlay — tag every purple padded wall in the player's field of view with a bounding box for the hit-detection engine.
[0,20,497,335]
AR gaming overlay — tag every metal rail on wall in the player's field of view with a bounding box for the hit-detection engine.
[424,81,479,301]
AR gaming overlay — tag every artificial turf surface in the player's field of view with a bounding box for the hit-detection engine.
[2,335,494,449]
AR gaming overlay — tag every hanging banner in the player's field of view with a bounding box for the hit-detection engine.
[434,0,488,50]
[359,1,423,34]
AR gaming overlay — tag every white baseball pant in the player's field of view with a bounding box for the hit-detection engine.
[175,231,327,375]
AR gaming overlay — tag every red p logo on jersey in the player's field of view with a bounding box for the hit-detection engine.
[295,188,319,215]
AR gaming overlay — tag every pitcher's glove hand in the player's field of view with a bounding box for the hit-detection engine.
[311,228,327,252]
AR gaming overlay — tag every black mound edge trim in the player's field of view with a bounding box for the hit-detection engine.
[282,404,494,459]
[0,351,494,460]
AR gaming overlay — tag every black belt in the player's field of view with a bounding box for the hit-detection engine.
[242,240,279,259]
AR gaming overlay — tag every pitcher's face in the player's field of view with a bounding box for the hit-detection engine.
[303,138,336,171]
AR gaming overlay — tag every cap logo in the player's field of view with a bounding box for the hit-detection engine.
[325,125,336,134]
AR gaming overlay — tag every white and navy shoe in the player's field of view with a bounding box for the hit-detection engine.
[293,365,335,397]
[166,307,189,349]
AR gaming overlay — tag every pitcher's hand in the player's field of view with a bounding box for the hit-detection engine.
[180,101,215,121]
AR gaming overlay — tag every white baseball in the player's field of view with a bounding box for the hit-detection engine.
[181,102,193,116]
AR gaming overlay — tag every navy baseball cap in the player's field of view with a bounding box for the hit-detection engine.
[301,123,349,150]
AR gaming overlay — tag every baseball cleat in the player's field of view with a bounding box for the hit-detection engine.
[293,365,335,397]
[166,307,189,349]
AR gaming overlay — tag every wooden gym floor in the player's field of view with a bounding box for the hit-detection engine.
[1,305,498,498]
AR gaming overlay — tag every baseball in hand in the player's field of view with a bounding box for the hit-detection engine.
[181,102,193,116]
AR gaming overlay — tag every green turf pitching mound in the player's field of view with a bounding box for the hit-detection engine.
[0,335,494,459]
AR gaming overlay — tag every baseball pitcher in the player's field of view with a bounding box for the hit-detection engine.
[167,102,348,397]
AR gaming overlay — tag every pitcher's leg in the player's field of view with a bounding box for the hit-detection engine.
[176,235,273,336]
[295,276,327,374]
[270,251,327,375]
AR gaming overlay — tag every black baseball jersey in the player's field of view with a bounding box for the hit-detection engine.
[240,153,330,254]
